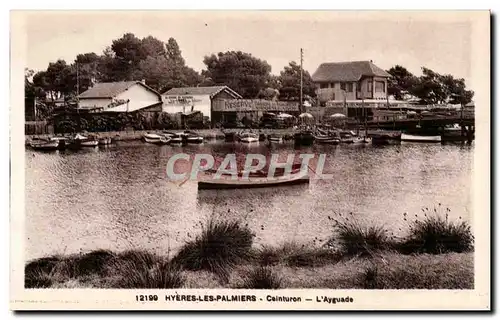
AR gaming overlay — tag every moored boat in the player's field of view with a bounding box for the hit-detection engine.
[370,131,402,145]
[223,132,237,142]
[198,164,308,189]
[70,133,99,147]
[314,134,340,145]
[268,134,283,143]
[49,136,70,150]
[169,133,186,144]
[294,130,315,146]
[198,173,310,190]
[352,136,372,144]
[143,133,170,145]
[183,131,204,144]
[80,139,99,147]
[239,132,259,143]
[401,133,441,143]
[339,131,355,144]
[29,139,60,151]
[187,136,204,143]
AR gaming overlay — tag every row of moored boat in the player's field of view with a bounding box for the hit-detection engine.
[142,131,204,145]
[28,134,112,151]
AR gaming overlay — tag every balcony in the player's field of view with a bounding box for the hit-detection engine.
[356,91,373,99]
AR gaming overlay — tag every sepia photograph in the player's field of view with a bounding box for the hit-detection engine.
[10,10,490,310]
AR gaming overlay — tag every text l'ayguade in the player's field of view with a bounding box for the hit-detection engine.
[137,294,355,304]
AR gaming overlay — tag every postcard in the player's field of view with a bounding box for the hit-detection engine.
[10,10,490,311]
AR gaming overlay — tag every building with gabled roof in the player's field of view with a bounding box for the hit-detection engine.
[312,60,391,103]
[78,80,162,112]
[162,86,242,122]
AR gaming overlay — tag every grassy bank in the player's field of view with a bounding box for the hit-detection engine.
[25,209,474,289]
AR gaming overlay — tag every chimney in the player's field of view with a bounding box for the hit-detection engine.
[370,60,373,63]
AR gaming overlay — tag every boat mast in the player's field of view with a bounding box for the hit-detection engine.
[300,48,303,114]
[76,61,79,108]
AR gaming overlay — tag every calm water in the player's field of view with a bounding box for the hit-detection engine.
[25,140,473,260]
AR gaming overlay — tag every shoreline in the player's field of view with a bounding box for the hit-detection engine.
[24,127,408,145]
[24,128,301,144]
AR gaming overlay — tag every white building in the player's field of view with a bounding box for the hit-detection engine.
[77,80,162,112]
[162,86,242,120]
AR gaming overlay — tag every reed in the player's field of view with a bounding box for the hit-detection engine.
[398,208,474,254]
[328,214,391,256]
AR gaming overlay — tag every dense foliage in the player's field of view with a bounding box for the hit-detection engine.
[25,33,474,124]
[386,65,474,105]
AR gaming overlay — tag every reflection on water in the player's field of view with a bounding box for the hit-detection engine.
[25,140,473,260]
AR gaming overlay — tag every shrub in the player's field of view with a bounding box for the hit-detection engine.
[242,266,282,289]
[172,219,254,280]
[399,211,474,254]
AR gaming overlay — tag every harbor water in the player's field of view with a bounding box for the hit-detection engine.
[24,141,473,261]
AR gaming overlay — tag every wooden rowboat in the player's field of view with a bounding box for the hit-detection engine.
[198,172,310,190]
[314,135,340,145]
[29,139,59,151]
[80,139,99,147]
[401,133,441,143]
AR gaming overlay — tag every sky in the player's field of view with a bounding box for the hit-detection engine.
[24,11,476,89]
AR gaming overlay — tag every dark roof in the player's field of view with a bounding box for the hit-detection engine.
[163,86,242,99]
[312,61,391,82]
[78,81,160,99]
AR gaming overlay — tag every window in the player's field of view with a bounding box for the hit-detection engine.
[340,83,346,91]
[375,81,385,93]
[346,83,353,92]
[367,81,373,92]
[357,82,362,92]
[320,83,328,89]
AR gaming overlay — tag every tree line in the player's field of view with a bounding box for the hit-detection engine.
[25,32,474,120]
[24,33,316,106]
[386,65,474,105]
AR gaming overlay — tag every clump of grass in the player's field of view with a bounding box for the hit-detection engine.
[25,256,61,277]
[328,213,391,256]
[255,242,341,267]
[358,253,474,289]
[361,265,379,289]
[113,261,185,289]
[25,269,54,288]
[242,266,282,289]
[25,256,63,288]
[399,208,474,254]
[111,250,160,270]
[76,249,115,276]
[103,250,184,288]
[172,219,254,281]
